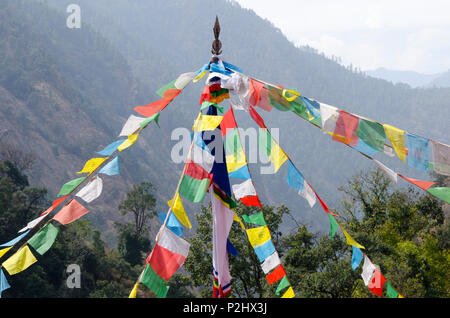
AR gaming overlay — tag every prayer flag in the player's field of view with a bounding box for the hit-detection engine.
[228,164,251,179]
[431,140,450,176]
[27,223,59,255]
[232,179,256,200]
[0,247,11,258]
[117,133,139,152]
[361,255,376,286]
[158,213,183,237]
[193,115,223,132]
[129,282,139,298]
[281,286,295,298]
[240,195,262,208]
[249,105,267,129]
[286,161,316,207]
[99,156,120,176]
[373,159,398,184]
[261,252,281,274]
[246,226,271,248]
[320,103,339,133]
[119,115,146,137]
[383,124,407,162]
[75,176,103,203]
[139,112,160,129]
[332,110,359,146]
[148,227,190,281]
[179,162,213,203]
[140,263,169,298]
[18,213,48,233]
[242,211,266,226]
[254,240,276,262]
[329,214,339,239]
[0,269,10,297]
[134,98,172,118]
[57,177,87,197]
[406,133,429,172]
[398,174,435,191]
[266,264,286,285]
[41,195,69,216]
[167,193,191,229]
[2,245,37,275]
[368,268,386,297]
[275,276,290,295]
[356,119,386,152]
[342,228,365,249]
[351,246,363,270]
[0,230,30,247]
[52,199,89,225]
[97,140,125,156]
[386,281,399,298]
[427,187,450,204]
[77,158,107,174]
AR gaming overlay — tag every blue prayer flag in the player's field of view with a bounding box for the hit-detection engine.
[286,161,304,192]
[99,156,120,176]
[254,240,276,262]
[351,246,363,270]
[407,133,429,172]
[96,140,125,156]
[228,165,251,179]
[0,269,11,298]
[351,138,379,157]
[0,230,30,247]
[158,213,183,237]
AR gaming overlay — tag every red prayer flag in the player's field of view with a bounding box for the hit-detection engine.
[148,244,187,281]
[249,106,267,129]
[134,98,170,117]
[52,199,88,225]
[41,195,69,216]
[240,195,262,208]
[332,110,360,146]
[220,108,237,137]
[368,268,386,297]
[185,161,213,180]
[398,174,435,191]
[249,78,264,106]
[266,264,286,285]
[199,86,212,104]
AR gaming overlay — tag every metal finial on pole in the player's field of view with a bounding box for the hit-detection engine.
[211,15,222,57]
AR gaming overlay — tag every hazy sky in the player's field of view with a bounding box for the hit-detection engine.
[234,0,450,74]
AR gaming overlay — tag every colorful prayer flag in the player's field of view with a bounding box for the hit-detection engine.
[361,255,376,286]
[406,133,429,172]
[427,187,450,204]
[18,213,47,233]
[368,268,386,297]
[320,103,339,133]
[147,227,190,281]
[158,213,183,237]
[386,281,399,298]
[52,199,89,225]
[96,140,125,156]
[383,124,407,162]
[117,133,139,152]
[254,239,276,262]
[77,157,107,174]
[119,115,146,137]
[329,214,339,239]
[2,245,37,275]
[356,119,386,152]
[246,226,272,248]
[99,156,120,176]
[332,110,360,146]
[261,252,281,274]
[75,176,103,203]
[431,140,450,176]
[27,223,59,255]
[242,211,266,226]
[281,286,295,298]
[0,230,30,248]
[193,114,223,132]
[398,174,435,191]
[57,177,87,197]
[373,159,398,184]
[167,193,191,229]
[351,246,363,270]
[275,276,290,295]
[266,264,286,285]
[140,263,169,298]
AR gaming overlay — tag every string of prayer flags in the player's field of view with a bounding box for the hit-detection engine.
[52,199,89,226]
[117,133,139,152]
[431,140,450,176]
[0,269,10,297]
[383,124,407,162]
[286,160,316,208]
[77,157,107,174]
[167,193,191,229]
[75,176,103,203]
[98,156,120,176]
[27,223,59,256]
[140,263,169,298]
[2,245,37,275]
[96,139,125,156]
[146,227,190,281]
[57,177,87,197]
[158,213,183,237]
[0,230,30,248]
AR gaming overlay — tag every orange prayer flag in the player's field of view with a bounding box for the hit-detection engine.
[52,199,88,225]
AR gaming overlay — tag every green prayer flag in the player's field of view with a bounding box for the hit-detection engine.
[57,177,87,197]
[178,175,211,203]
[242,211,266,226]
[156,80,177,97]
[201,101,224,113]
[140,112,160,129]
[140,264,169,298]
[267,86,291,112]
[27,223,59,255]
[356,119,386,152]
[427,187,450,204]
[329,214,339,239]
[386,281,399,298]
[275,276,290,295]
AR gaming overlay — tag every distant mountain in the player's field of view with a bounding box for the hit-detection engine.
[365,67,443,88]
[426,69,450,88]
[3,0,449,241]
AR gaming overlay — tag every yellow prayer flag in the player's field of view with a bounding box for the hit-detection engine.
[281,286,295,298]
[129,282,139,298]
[246,226,272,248]
[118,134,139,152]
[2,245,37,275]
[342,228,365,249]
[77,157,107,174]
[234,213,246,230]
[383,124,407,162]
[168,193,192,229]
[193,115,223,132]
[269,141,288,173]
[0,247,12,258]
[226,148,247,173]
[193,70,207,83]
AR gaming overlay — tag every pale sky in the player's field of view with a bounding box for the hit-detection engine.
[234,0,450,74]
